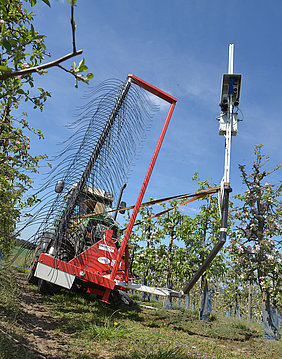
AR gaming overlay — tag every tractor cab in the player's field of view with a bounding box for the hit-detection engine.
[62,184,120,255]
[68,184,114,216]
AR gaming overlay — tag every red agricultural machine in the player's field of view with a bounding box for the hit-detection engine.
[27,74,179,305]
[27,46,241,307]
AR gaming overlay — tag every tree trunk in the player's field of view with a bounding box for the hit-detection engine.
[167,230,174,288]
[142,224,151,302]
[261,290,280,339]
[247,283,253,323]
[164,230,174,310]
[234,290,241,321]
[199,195,212,320]
[200,277,214,321]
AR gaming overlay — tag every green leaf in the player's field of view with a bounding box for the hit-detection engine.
[78,58,85,68]
[0,65,12,73]
[87,73,94,80]
[9,39,17,47]
[78,65,88,72]
[31,24,35,37]
[30,0,37,6]
[41,0,51,7]
[2,38,12,51]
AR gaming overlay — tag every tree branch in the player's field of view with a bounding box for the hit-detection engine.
[0,49,83,81]
[70,2,76,53]
[57,63,79,80]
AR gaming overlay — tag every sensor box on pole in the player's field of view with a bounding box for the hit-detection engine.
[220,74,242,110]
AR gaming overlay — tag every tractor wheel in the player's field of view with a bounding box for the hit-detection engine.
[57,240,75,262]
[27,232,53,285]
[37,278,58,295]
[109,289,134,309]
[27,258,38,285]
[37,240,75,295]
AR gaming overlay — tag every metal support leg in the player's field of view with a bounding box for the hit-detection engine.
[183,187,231,294]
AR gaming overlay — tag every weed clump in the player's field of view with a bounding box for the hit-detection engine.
[0,266,20,320]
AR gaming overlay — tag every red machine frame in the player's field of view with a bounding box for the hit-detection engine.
[36,74,177,303]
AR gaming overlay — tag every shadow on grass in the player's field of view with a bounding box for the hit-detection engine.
[171,324,258,342]
[0,330,43,359]
[139,307,258,343]
[50,288,143,320]
[113,346,195,359]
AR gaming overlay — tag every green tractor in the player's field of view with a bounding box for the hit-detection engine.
[27,182,125,294]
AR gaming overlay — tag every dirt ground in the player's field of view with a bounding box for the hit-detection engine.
[0,271,110,359]
[3,274,71,358]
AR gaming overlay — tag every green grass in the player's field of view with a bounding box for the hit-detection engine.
[0,268,281,359]
[0,267,35,358]
[0,331,39,359]
[128,346,190,359]
[11,246,33,268]
[53,294,279,358]
[85,321,126,341]
[0,266,20,321]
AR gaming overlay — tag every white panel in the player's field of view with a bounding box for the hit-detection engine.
[35,262,75,289]
[218,112,238,136]
[115,280,183,298]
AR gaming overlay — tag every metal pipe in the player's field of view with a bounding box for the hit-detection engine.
[110,101,177,282]
[228,44,234,74]
[223,93,233,184]
[182,187,231,294]
[224,43,235,184]
[183,44,237,295]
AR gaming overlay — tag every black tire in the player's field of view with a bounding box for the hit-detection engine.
[109,289,134,309]
[27,260,38,285]
[27,232,53,285]
[37,240,75,295]
[57,240,75,262]
[38,278,58,295]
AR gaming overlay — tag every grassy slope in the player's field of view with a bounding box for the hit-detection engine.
[0,267,281,359]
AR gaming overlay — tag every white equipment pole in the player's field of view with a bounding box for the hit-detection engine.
[223,43,234,185]
[182,44,242,295]
[228,44,234,75]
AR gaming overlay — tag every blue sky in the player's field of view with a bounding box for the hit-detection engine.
[24,0,282,217]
